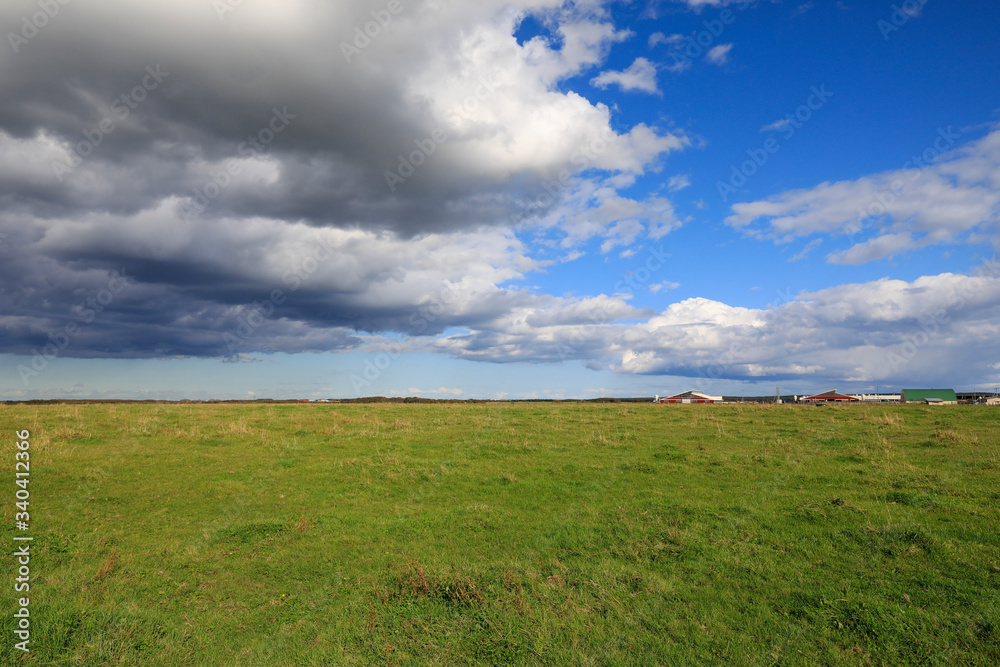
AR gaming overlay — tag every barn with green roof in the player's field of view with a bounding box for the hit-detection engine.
[900,389,958,405]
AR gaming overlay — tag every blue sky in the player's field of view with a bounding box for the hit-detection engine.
[1,0,999,400]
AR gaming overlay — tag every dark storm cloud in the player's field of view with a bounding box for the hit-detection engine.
[0,0,695,366]
[0,0,544,236]
[0,208,552,360]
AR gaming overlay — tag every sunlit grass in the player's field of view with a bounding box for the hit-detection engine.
[1,402,998,665]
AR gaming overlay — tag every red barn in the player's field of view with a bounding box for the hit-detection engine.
[802,390,858,403]
[655,390,723,404]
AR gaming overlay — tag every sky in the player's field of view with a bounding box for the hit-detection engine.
[1,0,999,401]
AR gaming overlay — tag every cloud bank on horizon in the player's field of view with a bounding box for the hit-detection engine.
[1,0,999,399]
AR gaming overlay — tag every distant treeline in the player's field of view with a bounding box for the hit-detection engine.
[2,397,658,405]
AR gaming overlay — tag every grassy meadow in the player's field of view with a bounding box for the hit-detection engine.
[2,402,999,665]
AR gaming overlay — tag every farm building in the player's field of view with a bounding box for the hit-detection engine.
[802,390,858,403]
[849,393,901,403]
[655,390,723,404]
[900,389,958,405]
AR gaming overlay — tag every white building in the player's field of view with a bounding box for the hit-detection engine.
[655,390,723,404]
[849,393,902,403]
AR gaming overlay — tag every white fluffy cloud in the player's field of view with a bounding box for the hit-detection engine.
[650,281,682,293]
[591,57,660,94]
[524,175,686,250]
[432,265,1000,387]
[706,43,733,65]
[668,0,750,11]
[726,127,1000,263]
[648,32,684,48]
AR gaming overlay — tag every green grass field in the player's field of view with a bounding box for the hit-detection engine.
[2,402,999,665]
